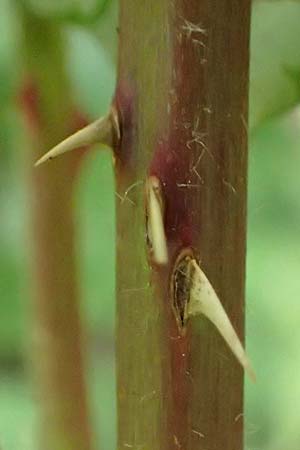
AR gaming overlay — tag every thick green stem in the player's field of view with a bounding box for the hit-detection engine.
[19,6,94,450]
[115,1,250,449]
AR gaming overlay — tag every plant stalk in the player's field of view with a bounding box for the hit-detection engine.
[115,1,251,449]
[19,6,94,450]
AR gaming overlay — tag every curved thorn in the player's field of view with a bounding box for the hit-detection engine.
[35,108,118,167]
[187,259,256,382]
[146,176,168,265]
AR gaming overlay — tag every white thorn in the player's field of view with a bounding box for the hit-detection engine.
[187,259,256,382]
[146,176,168,265]
[35,108,118,167]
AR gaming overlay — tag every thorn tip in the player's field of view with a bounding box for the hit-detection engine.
[188,259,256,382]
[34,107,119,167]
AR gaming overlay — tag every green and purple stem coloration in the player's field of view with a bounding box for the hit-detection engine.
[115,1,250,449]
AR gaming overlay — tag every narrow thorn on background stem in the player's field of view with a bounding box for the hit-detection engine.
[187,259,256,382]
[146,176,168,265]
[34,106,119,167]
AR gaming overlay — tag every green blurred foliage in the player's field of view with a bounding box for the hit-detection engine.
[1,1,300,449]
[246,113,300,450]
[250,1,300,129]
[21,0,111,25]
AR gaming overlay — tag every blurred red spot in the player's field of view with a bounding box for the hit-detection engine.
[18,79,40,133]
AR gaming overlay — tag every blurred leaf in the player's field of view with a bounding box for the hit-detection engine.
[250,1,300,129]
[89,355,116,450]
[0,159,28,361]
[75,149,115,335]
[246,112,300,450]
[0,0,19,109]
[0,375,35,450]
[21,0,111,25]
[93,0,118,63]
[66,27,116,117]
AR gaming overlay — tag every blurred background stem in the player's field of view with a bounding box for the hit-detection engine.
[19,4,94,450]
